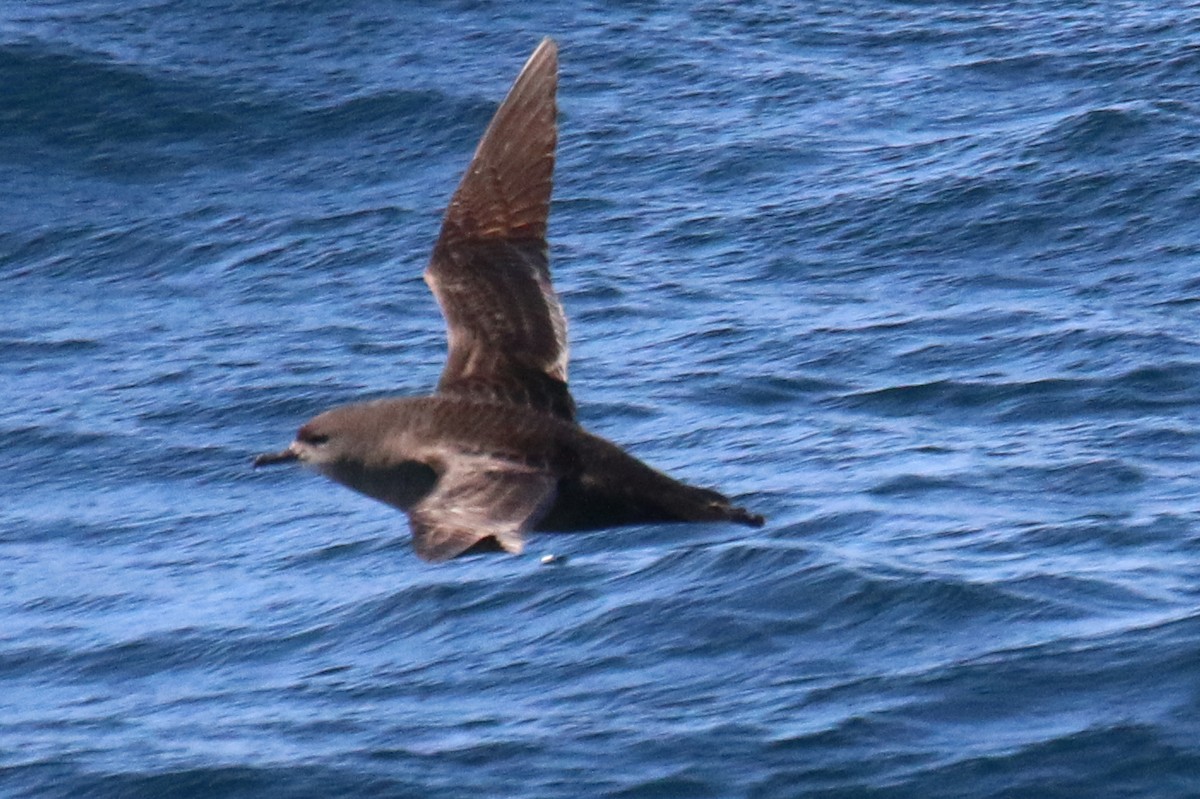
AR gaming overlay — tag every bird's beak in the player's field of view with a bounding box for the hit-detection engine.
[253,445,299,468]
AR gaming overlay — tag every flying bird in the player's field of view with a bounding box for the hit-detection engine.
[254,37,763,562]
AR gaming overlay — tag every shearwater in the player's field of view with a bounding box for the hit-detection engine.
[254,38,763,562]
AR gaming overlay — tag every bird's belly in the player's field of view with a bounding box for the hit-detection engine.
[320,460,439,512]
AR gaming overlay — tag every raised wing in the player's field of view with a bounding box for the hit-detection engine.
[424,37,574,421]
[406,453,558,562]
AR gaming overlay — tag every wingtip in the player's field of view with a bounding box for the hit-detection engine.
[519,37,557,73]
[526,37,558,80]
[524,37,558,82]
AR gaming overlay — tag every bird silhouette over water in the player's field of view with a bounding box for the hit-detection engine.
[254,38,763,562]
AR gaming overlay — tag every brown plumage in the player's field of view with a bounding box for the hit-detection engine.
[254,38,763,563]
[426,39,571,420]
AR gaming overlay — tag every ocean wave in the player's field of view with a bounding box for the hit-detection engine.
[0,39,472,180]
[839,361,1200,420]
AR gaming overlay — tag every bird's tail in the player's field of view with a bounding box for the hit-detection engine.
[664,482,765,528]
[558,432,766,531]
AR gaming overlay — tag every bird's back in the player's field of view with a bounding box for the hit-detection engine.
[337,395,762,533]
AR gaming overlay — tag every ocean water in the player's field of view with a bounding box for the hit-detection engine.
[3,2,1200,796]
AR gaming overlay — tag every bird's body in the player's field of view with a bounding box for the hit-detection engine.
[255,38,762,562]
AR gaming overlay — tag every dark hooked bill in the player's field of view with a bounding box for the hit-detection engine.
[253,448,298,468]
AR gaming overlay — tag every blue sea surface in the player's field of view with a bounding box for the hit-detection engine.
[3,2,1200,797]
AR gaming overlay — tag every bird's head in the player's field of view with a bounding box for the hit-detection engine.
[254,414,344,470]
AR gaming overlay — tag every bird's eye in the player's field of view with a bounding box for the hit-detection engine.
[299,430,329,446]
